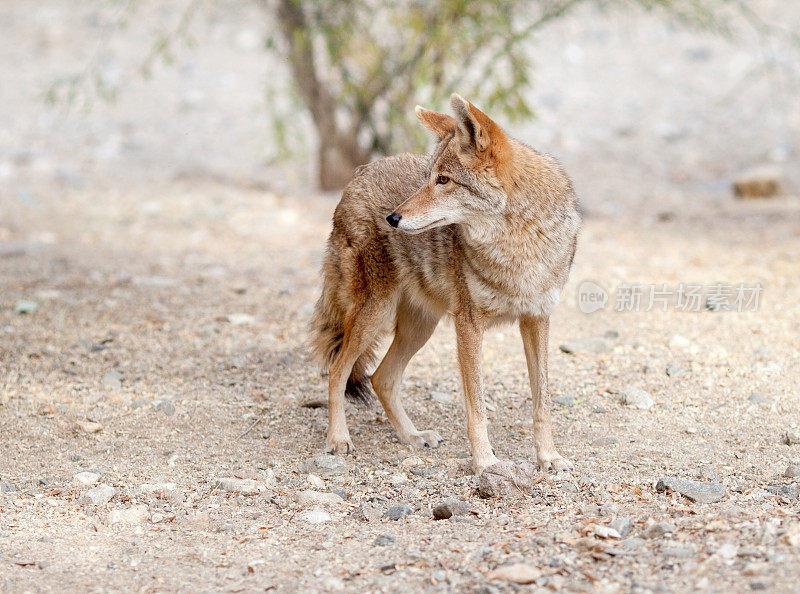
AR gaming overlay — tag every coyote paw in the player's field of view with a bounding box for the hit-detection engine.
[403,430,444,449]
[473,454,501,476]
[536,450,573,473]
[325,435,355,455]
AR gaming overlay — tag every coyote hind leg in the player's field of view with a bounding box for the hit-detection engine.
[371,299,442,448]
[326,296,393,454]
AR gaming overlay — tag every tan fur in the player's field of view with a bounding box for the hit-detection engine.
[309,94,581,473]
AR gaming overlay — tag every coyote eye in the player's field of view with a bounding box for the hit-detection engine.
[435,174,450,185]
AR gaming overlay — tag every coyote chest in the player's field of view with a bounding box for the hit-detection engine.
[459,230,564,319]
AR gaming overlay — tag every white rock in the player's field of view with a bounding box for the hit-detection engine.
[669,335,691,350]
[227,313,255,325]
[212,477,264,495]
[74,472,101,486]
[80,483,116,505]
[296,490,344,507]
[301,508,331,524]
[139,482,178,496]
[306,474,325,489]
[621,388,654,410]
[400,456,424,468]
[108,505,149,525]
[487,563,541,584]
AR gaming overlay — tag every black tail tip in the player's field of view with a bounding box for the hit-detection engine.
[345,375,375,404]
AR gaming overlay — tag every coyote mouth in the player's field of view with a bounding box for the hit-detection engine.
[401,218,445,234]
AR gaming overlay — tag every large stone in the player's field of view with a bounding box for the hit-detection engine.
[656,477,726,503]
[478,461,542,499]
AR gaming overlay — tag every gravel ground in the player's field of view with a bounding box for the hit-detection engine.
[2,1,800,592]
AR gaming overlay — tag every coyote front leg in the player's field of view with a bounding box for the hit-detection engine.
[454,313,499,474]
[520,315,573,472]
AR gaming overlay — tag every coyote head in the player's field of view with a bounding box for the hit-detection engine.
[386,94,511,234]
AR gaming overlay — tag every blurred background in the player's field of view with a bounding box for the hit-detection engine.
[1,0,798,218]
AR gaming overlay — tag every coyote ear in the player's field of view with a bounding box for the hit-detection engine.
[449,93,493,153]
[415,106,457,140]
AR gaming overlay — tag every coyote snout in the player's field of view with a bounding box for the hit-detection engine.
[310,93,581,476]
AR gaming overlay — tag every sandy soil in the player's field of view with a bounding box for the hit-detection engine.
[2,1,800,592]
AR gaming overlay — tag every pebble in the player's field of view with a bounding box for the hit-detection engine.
[300,508,331,524]
[656,477,726,503]
[383,504,413,520]
[621,388,654,410]
[227,313,255,325]
[478,461,540,499]
[74,472,101,486]
[668,335,691,350]
[212,477,264,495]
[783,429,800,446]
[610,517,634,538]
[592,436,619,447]
[644,522,675,539]
[153,399,175,416]
[75,420,103,434]
[14,300,39,314]
[307,474,325,489]
[351,502,382,522]
[733,165,783,198]
[663,546,694,558]
[553,395,575,406]
[139,482,177,496]
[748,392,769,405]
[717,542,739,560]
[108,505,149,525]
[372,533,395,547]
[784,465,800,478]
[0,482,16,493]
[665,364,687,377]
[400,456,423,469]
[558,337,608,354]
[80,484,116,505]
[432,499,470,520]
[296,490,345,507]
[764,484,799,500]
[102,370,123,388]
[299,455,347,477]
[487,563,541,584]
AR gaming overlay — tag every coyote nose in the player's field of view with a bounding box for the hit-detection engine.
[386,213,401,228]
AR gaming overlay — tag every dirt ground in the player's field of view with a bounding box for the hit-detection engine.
[2,1,800,593]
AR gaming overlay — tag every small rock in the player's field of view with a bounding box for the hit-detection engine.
[296,490,345,507]
[665,364,687,377]
[592,436,619,448]
[299,455,347,477]
[212,477,264,495]
[610,517,634,538]
[669,335,691,350]
[663,546,694,558]
[432,499,470,520]
[783,429,800,446]
[604,330,620,339]
[227,313,255,325]
[13,300,38,314]
[553,395,575,406]
[400,456,424,469]
[153,399,175,416]
[621,388,654,410]
[487,563,541,584]
[76,420,103,434]
[733,165,783,198]
[656,477,726,503]
[102,369,123,388]
[0,482,17,493]
[748,392,769,405]
[478,461,541,499]
[559,337,608,354]
[590,524,621,539]
[383,504,413,520]
[139,482,177,496]
[717,542,739,560]
[108,505,149,525]
[372,533,395,547]
[307,474,325,489]
[350,502,382,522]
[644,522,675,539]
[300,508,331,524]
[784,465,800,478]
[74,472,101,486]
[764,484,799,500]
[80,484,116,505]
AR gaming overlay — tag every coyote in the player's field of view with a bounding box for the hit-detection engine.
[310,94,580,474]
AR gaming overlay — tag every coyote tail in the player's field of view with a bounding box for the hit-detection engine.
[309,272,376,404]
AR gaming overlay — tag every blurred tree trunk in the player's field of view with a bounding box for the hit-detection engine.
[275,0,369,190]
